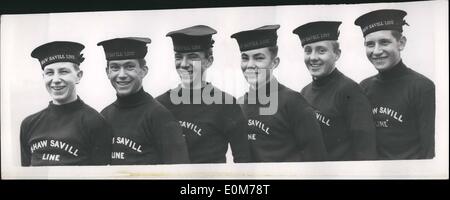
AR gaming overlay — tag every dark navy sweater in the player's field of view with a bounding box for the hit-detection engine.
[101,88,190,165]
[239,79,327,162]
[301,69,377,161]
[20,97,112,166]
[156,83,251,163]
[360,61,435,159]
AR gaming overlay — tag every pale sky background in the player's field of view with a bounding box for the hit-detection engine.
[1,1,448,179]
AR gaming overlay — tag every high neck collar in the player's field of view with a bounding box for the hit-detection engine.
[246,78,284,105]
[115,88,150,108]
[179,81,208,91]
[178,82,210,92]
[249,77,279,93]
[377,60,408,80]
[248,78,282,96]
[48,96,83,112]
[312,68,339,88]
[173,82,215,104]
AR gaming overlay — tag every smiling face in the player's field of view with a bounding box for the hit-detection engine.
[43,62,82,105]
[240,47,279,88]
[106,59,148,97]
[174,51,212,89]
[303,40,340,79]
[364,30,406,72]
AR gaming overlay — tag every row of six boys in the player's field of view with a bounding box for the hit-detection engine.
[21,9,435,166]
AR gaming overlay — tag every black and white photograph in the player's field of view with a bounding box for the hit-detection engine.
[1,0,448,179]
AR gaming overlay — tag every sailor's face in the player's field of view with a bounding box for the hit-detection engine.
[240,47,276,88]
[43,62,81,105]
[107,59,147,97]
[174,51,210,88]
[364,30,405,72]
[303,40,340,78]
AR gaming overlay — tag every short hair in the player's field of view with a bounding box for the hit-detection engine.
[72,63,80,71]
[330,41,341,54]
[390,30,403,41]
[203,48,213,58]
[267,45,278,59]
[137,59,146,68]
[106,58,147,69]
